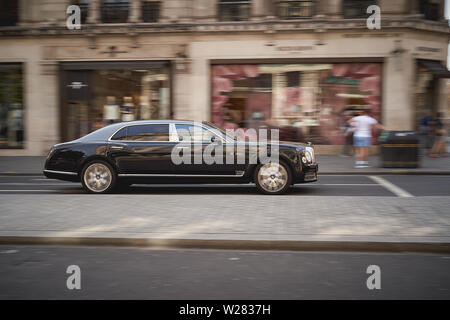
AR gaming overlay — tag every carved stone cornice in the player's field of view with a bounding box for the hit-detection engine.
[0,18,449,38]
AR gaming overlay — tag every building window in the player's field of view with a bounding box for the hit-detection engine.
[101,0,130,23]
[0,63,24,149]
[211,63,382,145]
[343,0,377,18]
[142,0,160,22]
[218,0,251,22]
[61,61,171,142]
[277,1,316,19]
[418,0,440,21]
[72,0,89,24]
[0,0,18,26]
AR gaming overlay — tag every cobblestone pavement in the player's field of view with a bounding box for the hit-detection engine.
[0,193,449,243]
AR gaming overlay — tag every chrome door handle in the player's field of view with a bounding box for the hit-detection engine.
[110,145,125,150]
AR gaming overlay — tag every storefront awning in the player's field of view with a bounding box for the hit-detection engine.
[418,59,450,79]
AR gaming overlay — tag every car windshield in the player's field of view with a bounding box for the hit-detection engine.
[202,121,236,141]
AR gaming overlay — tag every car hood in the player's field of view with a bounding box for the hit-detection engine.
[278,141,311,149]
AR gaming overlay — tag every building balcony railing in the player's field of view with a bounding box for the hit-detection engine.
[101,1,130,23]
[142,1,160,23]
[342,0,377,19]
[79,3,89,24]
[419,1,440,21]
[0,0,18,26]
[218,1,251,22]
[277,1,316,19]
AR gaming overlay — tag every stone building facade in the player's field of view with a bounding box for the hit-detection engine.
[0,0,449,155]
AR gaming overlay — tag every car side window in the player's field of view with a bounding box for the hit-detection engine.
[111,127,128,140]
[126,124,170,142]
[175,124,216,142]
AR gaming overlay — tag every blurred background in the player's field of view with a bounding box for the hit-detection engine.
[0,0,448,155]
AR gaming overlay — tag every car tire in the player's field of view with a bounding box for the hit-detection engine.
[254,160,292,195]
[81,160,117,194]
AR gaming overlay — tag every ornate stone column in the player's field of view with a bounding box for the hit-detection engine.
[315,0,327,17]
[129,0,143,23]
[326,0,343,19]
[87,0,100,23]
[193,0,216,22]
[251,0,271,20]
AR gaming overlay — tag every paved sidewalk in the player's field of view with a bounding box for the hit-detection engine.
[0,155,449,175]
[316,154,450,174]
[0,194,449,251]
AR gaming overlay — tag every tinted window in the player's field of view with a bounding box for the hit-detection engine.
[127,124,169,141]
[175,124,216,142]
[111,127,128,140]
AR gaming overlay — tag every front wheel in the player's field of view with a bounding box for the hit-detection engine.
[81,160,116,194]
[254,161,292,195]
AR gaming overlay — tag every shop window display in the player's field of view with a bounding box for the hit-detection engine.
[211,63,381,144]
[0,63,24,148]
[63,65,170,142]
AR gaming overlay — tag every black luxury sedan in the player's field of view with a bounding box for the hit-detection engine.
[44,120,318,194]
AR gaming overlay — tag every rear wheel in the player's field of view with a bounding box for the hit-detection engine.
[254,161,292,195]
[81,160,116,194]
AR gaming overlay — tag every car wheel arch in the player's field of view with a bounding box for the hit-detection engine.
[79,156,119,176]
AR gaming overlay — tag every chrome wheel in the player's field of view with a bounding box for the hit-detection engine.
[83,163,112,193]
[257,162,288,193]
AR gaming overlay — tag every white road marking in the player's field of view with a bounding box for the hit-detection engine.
[300,184,378,186]
[0,190,64,192]
[369,176,414,198]
[0,183,75,186]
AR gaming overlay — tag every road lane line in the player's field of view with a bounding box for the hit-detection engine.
[300,184,378,186]
[0,183,75,186]
[369,176,414,198]
[0,190,62,192]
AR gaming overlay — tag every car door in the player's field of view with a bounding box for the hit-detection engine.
[108,123,176,174]
[172,123,236,175]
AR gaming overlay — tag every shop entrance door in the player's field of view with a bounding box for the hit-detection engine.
[63,70,92,142]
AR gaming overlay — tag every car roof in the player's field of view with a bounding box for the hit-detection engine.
[111,119,199,125]
[76,120,209,142]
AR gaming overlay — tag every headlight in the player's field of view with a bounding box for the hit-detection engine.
[305,147,315,163]
[305,151,312,163]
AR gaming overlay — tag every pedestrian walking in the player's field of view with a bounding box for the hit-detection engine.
[348,110,385,168]
[429,112,448,158]
[339,113,354,158]
[419,111,435,156]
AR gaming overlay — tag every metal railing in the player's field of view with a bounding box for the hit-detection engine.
[142,1,160,22]
[101,1,130,23]
[218,1,251,22]
[277,1,315,19]
[78,2,89,24]
[342,0,377,18]
[419,1,440,21]
[0,0,18,26]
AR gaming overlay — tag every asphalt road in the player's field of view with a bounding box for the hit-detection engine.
[0,175,449,197]
[0,246,449,299]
